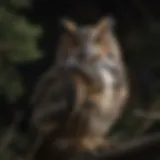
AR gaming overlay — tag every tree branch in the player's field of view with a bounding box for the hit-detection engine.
[134,109,160,120]
[68,132,160,160]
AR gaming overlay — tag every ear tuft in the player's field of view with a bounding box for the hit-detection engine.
[60,18,77,32]
[96,16,108,31]
[95,16,116,32]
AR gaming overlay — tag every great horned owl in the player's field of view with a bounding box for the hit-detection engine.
[29,16,129,154]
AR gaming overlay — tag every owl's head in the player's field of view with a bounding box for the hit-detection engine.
[57,16,115,68]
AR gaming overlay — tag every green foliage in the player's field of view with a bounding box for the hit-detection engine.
[0,150,16,160]
[2,66,24,103]
[0,1,42,103]
[0,0,30,9]
[11,0,30,8]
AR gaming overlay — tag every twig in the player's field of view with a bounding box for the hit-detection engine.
[134,109,160,120]
[133,98,160,136]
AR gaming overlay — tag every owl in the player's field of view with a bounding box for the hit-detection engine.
[29,16,129,155]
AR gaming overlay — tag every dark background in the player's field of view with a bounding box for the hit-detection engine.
[0,0,159,159]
